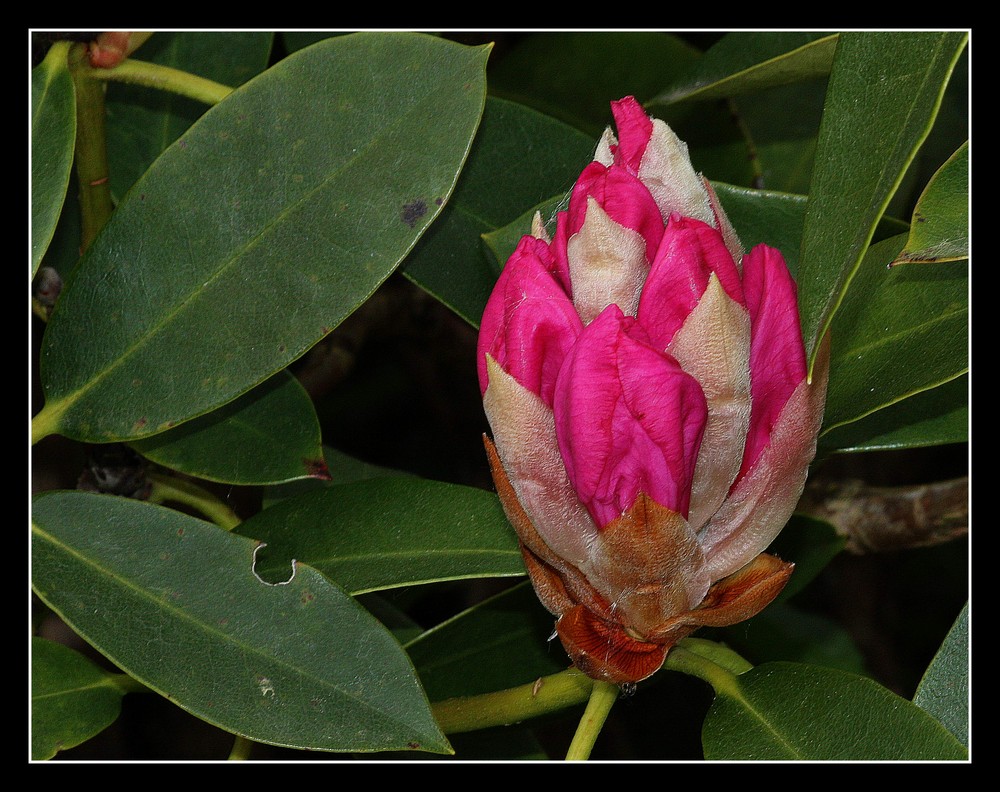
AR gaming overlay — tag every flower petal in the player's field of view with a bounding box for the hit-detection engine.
[639,119,714,225]
[483,356,599,568]
[638,215,745,351]
[698,333,830,581]
[666,273,752,532]
[477,235,581,405]
[556,604,671,684]
[739,244,808,480]
[554,306,707,526]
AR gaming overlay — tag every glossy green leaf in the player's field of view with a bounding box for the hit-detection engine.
[31,41,76,276]
[481,195,568,271]
[798,32,968,373]
[822,234,967,434]
[35,33,489,443]
[914,602,968,746]
[239,478,523,594]
[712,604,866,676]
[106,32,273,199]
[405,583,565,701]
[130,370,324,485]
[262,445,413,508]
[489,32,701,137]
[402,96,593,327]
[653,32,837,104]
[896,141,969,264]
[820,375,968,454]
[31,491,449,754]
[31,637,126,760]
[701,662,967,760]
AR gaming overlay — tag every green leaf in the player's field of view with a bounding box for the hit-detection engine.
[405,583,565,701]
[262,445,413,508]
[713,184,807,274]
[32,491,450,754]
[895,141,969,264]
[822,234,967,434]
[31,637,126,760]
[489,32,701,137]
[797,32,968,374]
[701,662,967,760]
[481,195,569,271]
[130,370,324,485]
[653,32,837,104]
[35,33,489,443]
[820,375,968,454]
[914,602,968,746]
[31,40,76,276]
[106,32,273,199]
[402,96,594,327]
[238,478,523,594]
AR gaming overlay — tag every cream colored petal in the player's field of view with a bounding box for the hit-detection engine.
[595,127,617,166]
[483,356,599,566]
[582,494,711,640]
[531,210,550,243]
[698,334,831,582]
[667,274,752,533]
[567,196,648,323]
[639,120,714,225]
[703,176,744,265]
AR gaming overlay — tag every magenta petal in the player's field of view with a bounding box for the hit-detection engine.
[609,96,652,174]
[566,162,664,265]
[735,244,807,482]
[554,306,707,527]
[638,215,745,351]
[477,235,582,405]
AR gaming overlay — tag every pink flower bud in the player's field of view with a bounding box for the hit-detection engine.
[479,97,830,684]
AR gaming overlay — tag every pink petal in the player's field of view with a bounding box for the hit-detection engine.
[553,305,707,526]
[736,244,807,483]
[477,235,582,405]
[608,96,653,175]
[637,215,745,351]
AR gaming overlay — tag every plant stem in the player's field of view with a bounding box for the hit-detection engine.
[228,736,254,761]
[81,58,233,106]
[147,471,241,530]
[677,637,753,675]
[565,680,619,761]
[68,44,114,255]
[431,668,593,735]
[663,644,743,699]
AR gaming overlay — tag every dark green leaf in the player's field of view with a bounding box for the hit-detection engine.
[131,370,324,485]
[239,478,523,594]
[822,234,967,434]
[489,32,701,137]
[282,32,347,53]
[701,662,967,759]
[32,491,449,754]
[36,33,489,443]
[820,375,968,454]
[712,184,807,274]
[31,637,125,760]
[914,602,968,746]
[402,96,593,327]
[405,583,565,701]
[262,445,413,508]
[896,141,969,264]
[32,41,76,276]
[712,605,866,676]
[653,32,837,104]
[797,32,968,374]
[106,32,273,199]
[481,195,568,271]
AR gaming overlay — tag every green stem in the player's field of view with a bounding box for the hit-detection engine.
[431,668,593,735]
[677,637,753,675]
[228,736,254,761]
[565,680,619,761]
[31,401,68,445]
[69,44,114,254]
[81,59,233,106]
[663,645,743,698]
[147,471,241,530]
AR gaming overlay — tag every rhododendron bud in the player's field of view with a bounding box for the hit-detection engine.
[478,97,830,684]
